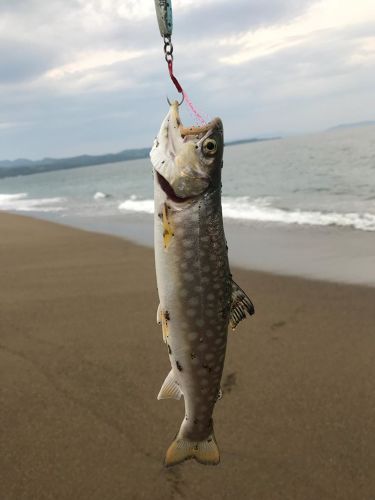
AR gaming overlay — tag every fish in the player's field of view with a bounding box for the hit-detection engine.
[150,101,254,467]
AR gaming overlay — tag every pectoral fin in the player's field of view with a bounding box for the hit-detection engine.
[162,203,174,249]
[230,279,254,330]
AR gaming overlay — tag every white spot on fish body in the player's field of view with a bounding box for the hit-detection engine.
[187,309,196,317]
[187,331,198,341]
[189,297,199,306]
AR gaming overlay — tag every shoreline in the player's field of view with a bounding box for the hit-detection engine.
[1,211,375,499]
[5,209,375,288]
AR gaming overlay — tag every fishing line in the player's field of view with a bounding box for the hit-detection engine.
[154,0,207,124]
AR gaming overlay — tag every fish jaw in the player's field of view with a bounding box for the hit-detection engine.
[150,101,223,200]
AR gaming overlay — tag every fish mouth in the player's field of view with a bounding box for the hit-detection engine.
[170,100,222,139]
[180,120,221,138]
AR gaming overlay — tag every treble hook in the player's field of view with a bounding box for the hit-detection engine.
[167,94,184,107]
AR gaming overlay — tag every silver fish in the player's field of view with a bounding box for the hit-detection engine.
[150,102,254,467]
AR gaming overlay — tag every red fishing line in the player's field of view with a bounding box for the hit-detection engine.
[167,60,206,125]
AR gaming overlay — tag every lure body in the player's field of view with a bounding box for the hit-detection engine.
[154,0,173,37]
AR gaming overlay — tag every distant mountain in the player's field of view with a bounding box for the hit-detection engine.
[328,120,375,131]
[0,158,34,168]
[0,148,150,179]
[0,137,280,179]
[225,137,281,147]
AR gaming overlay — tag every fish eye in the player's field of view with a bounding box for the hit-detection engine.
[202,138,217,155]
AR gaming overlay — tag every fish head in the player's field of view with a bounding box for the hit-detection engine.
[150,101,223,201]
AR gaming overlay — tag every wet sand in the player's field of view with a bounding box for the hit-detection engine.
[1,212,375,500]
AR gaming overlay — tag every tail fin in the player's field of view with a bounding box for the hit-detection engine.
[164,433,220,467]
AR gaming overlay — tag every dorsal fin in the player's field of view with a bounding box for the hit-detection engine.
[230,279,254,330]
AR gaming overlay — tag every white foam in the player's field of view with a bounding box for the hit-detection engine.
[94,191,110,200]
[221,196,375,231]
[0,193,28,202]
[117,194,375,232]
[0,193,66,212]
[118,198,154,214]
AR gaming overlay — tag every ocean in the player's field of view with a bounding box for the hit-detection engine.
[1,125,375,285]
[1,125,375,231]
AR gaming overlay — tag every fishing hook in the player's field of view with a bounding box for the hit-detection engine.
[167,94,184,107]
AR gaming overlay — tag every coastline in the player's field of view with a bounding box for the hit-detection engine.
[1,211,375,499]
[14,209,375,287]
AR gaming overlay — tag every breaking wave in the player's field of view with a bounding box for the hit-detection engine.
[0,193,66,212]
[118,195,375,232]
[119,196,154,214]
[94,191,110,200]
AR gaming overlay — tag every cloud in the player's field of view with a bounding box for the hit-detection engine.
[0,0,374,159]
[0,38,59,84]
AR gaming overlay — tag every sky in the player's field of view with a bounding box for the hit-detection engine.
[0,0,374,160]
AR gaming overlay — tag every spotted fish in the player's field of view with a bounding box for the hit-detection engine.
[150,101,254,467]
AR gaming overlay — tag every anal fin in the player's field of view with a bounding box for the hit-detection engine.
[157,370,182,400]
[230,279,255,330]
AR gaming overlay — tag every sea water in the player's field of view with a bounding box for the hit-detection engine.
[1,125,374,232]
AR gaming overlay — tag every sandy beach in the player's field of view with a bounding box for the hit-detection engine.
[1,212,375,500]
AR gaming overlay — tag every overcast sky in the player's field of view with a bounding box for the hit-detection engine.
[0,0,374,160]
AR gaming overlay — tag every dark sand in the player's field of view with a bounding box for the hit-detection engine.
[1,212,375,500]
